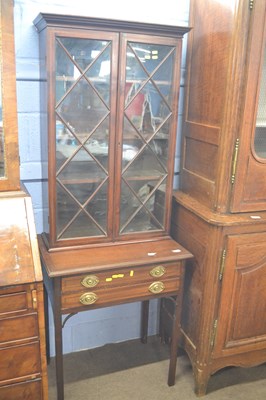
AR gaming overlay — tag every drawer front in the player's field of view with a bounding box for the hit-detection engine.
[62,262,181,293]
[0,380,42,400]
[0,342,41,385]
[0,291,30,315]
[61,278,180,311]
[0,314,38,346]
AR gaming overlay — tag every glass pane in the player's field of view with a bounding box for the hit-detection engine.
[254,44,266,159]
[57,77,108,139]
[86,46,111,106]
[85,181,108,230]
[120,41,175,234]
[123,146,166,178]
[59,37,108,72]
[150,183,166,226]
[120,181,163,234]
[56,184,80,235]
[84,116,110,170]
[120,179,165,233]
[120,176,166,233]
[55,40,81,104]
[61,212,104,239]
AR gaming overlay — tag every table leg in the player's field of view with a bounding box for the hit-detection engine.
[141,300,150,344]
[168,263,185,386]
[43,284,50,364]
[54,278,64,400]
[167,295,180,386]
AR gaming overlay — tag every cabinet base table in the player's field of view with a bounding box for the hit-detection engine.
[38,235,192,400]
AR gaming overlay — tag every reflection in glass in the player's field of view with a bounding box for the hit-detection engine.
[254,44,266,159]
[0,66,4,178]
[55,37,111,239]
[120,41,175,233]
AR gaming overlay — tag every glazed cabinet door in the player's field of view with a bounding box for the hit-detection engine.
[230,1,266,212]
[213,232,266,358]
[115,34,181,239]
[48,29,119,247]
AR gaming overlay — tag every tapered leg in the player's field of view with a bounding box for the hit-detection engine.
[168,263,185,386]
[159,297,175,344]
[141,300,150,344]
[159,298,165,343]
[167,296,180,386]
[43,284,50,364]
[54,278,64,400]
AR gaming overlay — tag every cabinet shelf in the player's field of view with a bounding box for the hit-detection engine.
[56,75,172,86]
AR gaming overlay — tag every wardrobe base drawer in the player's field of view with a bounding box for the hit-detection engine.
[0,379,42,400]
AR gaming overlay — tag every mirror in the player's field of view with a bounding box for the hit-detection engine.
[0,0,20,190]
[254,44,266,159]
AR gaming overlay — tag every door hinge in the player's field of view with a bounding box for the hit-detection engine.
[249,0,254,10]
[219,249,226,281]
[210,319,218,349]
[231,138,240,184]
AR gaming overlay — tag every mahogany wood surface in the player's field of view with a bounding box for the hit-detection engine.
[39,234,192,276]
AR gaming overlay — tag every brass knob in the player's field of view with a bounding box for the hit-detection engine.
[150,265,166,278]
[79,292,98,305]
[81,275,99,288]
[148,281,165,294]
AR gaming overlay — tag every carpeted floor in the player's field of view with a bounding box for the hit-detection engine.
[47,336,266,399]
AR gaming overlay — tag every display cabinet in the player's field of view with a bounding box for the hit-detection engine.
[34,13,193,400]
[34,13,190,249]
[169,0,266,396]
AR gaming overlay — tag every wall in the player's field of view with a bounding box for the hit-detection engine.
[14,0,190,355]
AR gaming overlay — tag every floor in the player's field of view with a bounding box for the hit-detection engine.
[47,336,266,400]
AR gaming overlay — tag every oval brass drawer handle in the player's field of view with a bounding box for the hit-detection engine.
[80,292,98,305]
[81,275,99,288]
[150,265,166,278]
[148,281,165,294]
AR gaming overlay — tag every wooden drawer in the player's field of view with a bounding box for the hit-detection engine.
[61,277,180,311]
[0,380,42,400]
[0,290,32,316]
[0,314,38,346]
[0,342,41,386]
[61,262,181,293]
